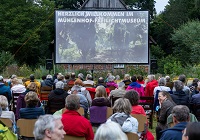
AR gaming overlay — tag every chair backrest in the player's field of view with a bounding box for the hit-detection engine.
[17,119,37,137]
[108,86,116,91]
[110,95,122,107]
[64,135,85,140]
[106,107,113,119]
[83,84,93,88]
[0,118,13,128]
[126,132,139,140]
[131,114,147,132]
[12,92,21,113]
[139,96,154,129]
[40,86,52,101]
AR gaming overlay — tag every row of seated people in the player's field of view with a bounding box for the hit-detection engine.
[0,91,154,140]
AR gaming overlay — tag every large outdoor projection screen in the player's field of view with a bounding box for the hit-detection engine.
[55,10,149,64]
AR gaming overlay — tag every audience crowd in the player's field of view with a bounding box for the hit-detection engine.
[0,72,200,140]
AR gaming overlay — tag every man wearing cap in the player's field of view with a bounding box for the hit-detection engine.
[0,76,12,103]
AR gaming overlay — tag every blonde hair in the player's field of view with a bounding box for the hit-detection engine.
[25,91,39,107]
[11,78,19,85]
[95,86,107,98]
[0,95,8,110]
[27,82,37,91]
[113,98,132,115]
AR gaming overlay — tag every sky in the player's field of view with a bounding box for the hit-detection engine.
[155,0,169,14]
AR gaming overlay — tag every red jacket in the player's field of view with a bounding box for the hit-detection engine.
[62,110,94,140]
[145,80,158,96]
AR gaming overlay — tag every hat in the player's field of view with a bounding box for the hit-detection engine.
[78,73,84,80]
[56,81,64,89]
[0,76,3,81]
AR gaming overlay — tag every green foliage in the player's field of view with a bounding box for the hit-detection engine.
[18,64,33,77]
[34,66,50,79]
[171,20,200,65]
[0,51,15,71]
[127,65,147,77]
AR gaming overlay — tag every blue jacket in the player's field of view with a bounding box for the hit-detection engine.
[0,82,12,102]
[160,122,187,140]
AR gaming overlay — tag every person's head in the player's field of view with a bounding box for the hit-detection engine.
[130,76,137,82]
[165,76,171,82]
[147,75,155,82]
[171,105,190,125]
[0,95,9,110]
[0,76,4,82]
[174,80,184,91]
[74,79,83,86]
[124,90,139,106]
[71,85,81,94]
[158,77,166,86]
[108,75,115,82]
[11,74,17,79]
[158,91,174,104]
[65,94,80,111]
[192,78,199,87]
[30,74,35,81]
[55,81,64,89]
[182,122,200,140]
[78,73,84,81]
[71,72,76,79]
[95,86,107,98]
[113,98,132,115]
[124,74,130,80]
[86,74,93,80]
[27,82,37,91]
[46,74,52,79]
[94,121,128,140]
[115,75,120,80]
[57,74,64,81]
[33,115,66,140]
[137,75,144,82]
[98,77,104,84]
[25,91,39,107]
[118,82,125,89]
[11,78,20,85]
[64,73,70,80]
[179,74,187,83]
[41,75,46,81]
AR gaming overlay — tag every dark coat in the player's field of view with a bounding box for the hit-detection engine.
[92,97,111,107]
[47,89,69,114]
[160,122,187,140]
[157,99,176,130]
[171,90,190,108]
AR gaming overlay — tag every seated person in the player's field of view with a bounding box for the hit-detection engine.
[46,81,69,114]
[92,86,111,107]
[0,76,12,103]
[122,74,131,84]
[109,82,126,99]
[40,74,54,88]
[24,74,41,94]
[106,75,118,88]
[160,105,190,140]
[19,91,44,119]
[83,74,95,86]
[33,115,66,140]
[0,95,15,123]
[107,98,138,134]
[96,77,106,87]
[182,122,200,140]
[11,78,26,93]
[61,94,94,140]
[94,121,128,140]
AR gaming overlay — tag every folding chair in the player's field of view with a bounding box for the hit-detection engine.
[64,135,85,140]
[126,132,139,140]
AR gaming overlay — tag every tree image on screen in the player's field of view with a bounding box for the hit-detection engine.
[55,11,149,64]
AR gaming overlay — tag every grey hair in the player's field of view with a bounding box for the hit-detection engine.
[165,76,170,82]
[55,81,64,89]
[108,75,115,82]
[86,74,92,80]
[147,75,155,82]
[94,121,128,140]
[171,105,190,122]
[65,94,80,110]
[158,77,166,86]
[118,82,125,88]
[33,115,61,140]
[113,98,132,115]
[174,80,184,91]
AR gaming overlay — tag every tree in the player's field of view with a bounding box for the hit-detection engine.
[0,0,55,67]
[171,20,200,65]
